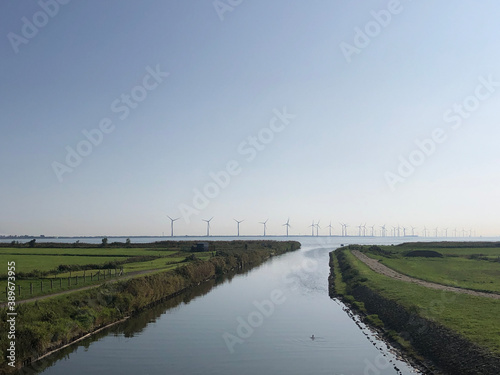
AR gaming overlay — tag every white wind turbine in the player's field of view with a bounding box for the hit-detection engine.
[167,215,180,237]
[283,218,291,237]
[380,224,386,237]
[370,225,375,237]
[259,219,268,236]
[402,226,407,237]
[309,220,315,236]
[411,226,416,236]
[327,222,333,237]
[357,224,363,237]
[234,219,244,237]
[434,227,438,237]
[344,223,349,236]
[202,217,214,237]
[315,220,321,236]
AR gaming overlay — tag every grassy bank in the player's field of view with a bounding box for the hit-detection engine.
[330,244,500,374]
[363,243,500,294]
[0,240,300,372]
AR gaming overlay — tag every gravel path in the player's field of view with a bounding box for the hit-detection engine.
[351,250,500,300]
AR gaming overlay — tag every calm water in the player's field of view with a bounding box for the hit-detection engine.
[18,236,498,375]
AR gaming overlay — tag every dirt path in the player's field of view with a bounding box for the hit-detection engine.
[351,250,500,300]
[0,268,161,308]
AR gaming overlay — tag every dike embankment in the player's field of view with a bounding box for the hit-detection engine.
[329,247,500,375]
[1,241,300,373]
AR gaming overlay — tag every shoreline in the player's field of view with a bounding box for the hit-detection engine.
[6,241,300,374]
[329,247,500,375]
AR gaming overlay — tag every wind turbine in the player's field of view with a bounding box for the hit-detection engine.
[316,220,321,236]
[357,224,363,237]
[402,227,407,237]
[259,219,268,236]
[423,227,427,237]
[339,222,345,236]
[202,217,213,237]
[283,218,291,237]
[309,220,315,236]
[411,226,416,236]
[370,225,375,237]
[443,228,448,237]
[434,227,438,237]
[327,222,333,237]
[453,228,457,237]
[234,219,244,237]
[167,215,180,237]
[392,226,397,237]
[380,224,386,237]
[344,224,349,236]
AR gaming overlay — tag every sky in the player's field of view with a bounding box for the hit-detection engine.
[1,0,500,237]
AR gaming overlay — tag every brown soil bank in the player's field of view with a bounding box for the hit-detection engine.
[329,249,500,375]
[0,240,300,374]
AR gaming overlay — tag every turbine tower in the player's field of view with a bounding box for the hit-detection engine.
[370,225,375,237]
[234,219,244,237]
[411,226,416,236]
[309,220,315,236]
[315,220,321,236]
[202,217,213,237]
[327,222,333,237]
[402,227,407,237]
[259,219,268,236]
[167,215,180,237]
[357,224,363,237]
[283,218,291,237]
[380,224,386,237]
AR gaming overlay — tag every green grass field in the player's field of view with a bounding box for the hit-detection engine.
[0,245,197,303]
[0,241,283,304]
[339,246,500,354]
[364,244,500,294]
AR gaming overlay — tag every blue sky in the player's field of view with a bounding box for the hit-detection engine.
[1,0,500,237]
